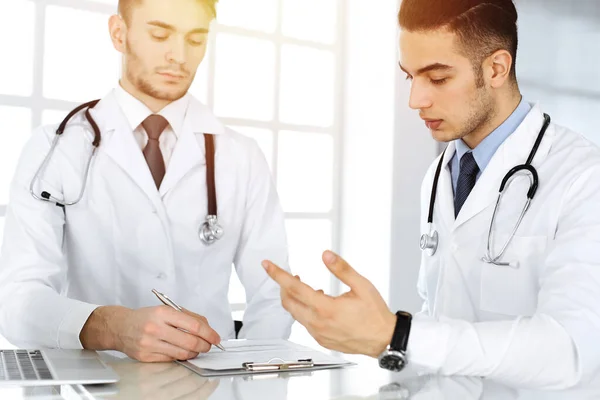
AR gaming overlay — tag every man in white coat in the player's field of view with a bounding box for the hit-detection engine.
[263,0,600,390]
[0,0,293,362]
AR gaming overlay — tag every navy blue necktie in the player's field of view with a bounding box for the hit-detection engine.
[454,152,479,217]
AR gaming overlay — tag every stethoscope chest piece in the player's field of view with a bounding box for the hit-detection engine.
[199,215,224,245]
[420,229,438,256]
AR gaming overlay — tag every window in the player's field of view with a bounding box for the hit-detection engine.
[209,0,343,351]
[1,0,343,352]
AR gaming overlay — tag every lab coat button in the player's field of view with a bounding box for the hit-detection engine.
[450,243,458,252]
[156,272,167,279]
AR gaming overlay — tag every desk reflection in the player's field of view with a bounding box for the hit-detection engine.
[81,352,600,400]
[369,373,600,400]
[95,353,219,399]
[96,352,290,400]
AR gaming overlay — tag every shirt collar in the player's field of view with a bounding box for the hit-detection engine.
[453,98,532,170]
[113,83,190,138]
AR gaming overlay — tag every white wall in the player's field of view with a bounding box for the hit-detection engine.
[335,1,401,393]
[338,0,398,303]
[517,0,600,142]
[388,68,437,314]
[379,0,439,315]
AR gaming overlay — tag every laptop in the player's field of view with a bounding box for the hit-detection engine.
[0,349,119,386]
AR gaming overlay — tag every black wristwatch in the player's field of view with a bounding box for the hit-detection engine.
[378,311,412,372]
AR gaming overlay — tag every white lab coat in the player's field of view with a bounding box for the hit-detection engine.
[0,91,293,349]
[410,104,600,389]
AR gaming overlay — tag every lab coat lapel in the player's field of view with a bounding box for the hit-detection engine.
[158,123,203,197]
[436,142,458,233]
[453,104,552,231]
[159,97,225,197]
[90,92,164,211]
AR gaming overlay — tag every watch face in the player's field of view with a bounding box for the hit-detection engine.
[378,354,406,372]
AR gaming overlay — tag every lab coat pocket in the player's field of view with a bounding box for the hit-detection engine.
[479,234,547,317]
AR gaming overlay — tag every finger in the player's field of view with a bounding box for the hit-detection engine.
[162,308,221,345]
[133,339,193,362]
[262,260,327,308]
[152,339,199,361]
[136,352,174,363]
[280,289,318,327]
[158,323,212,354]
[181,308,208,324]
[322,250,371,294]
[179,308,221,347]
[316,289,336,299]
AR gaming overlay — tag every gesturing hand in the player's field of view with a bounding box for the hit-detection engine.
[262,250,396,358]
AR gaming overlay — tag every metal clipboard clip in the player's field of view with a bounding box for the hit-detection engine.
[242,358,314,372]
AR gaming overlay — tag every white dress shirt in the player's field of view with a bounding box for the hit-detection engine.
[113,84,190,168]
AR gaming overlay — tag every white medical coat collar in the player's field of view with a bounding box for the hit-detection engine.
[113,84,189,140]
[88,90,227,206]
[91,90,225,137]
[437,103,555,232]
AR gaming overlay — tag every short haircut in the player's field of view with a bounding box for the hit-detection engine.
[398,0,519,83]
[118,0,218,24]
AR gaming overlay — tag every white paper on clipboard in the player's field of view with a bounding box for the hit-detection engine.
[177,339,353,376]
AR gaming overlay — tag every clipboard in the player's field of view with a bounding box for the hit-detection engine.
[174,339,354,377]
[243,357,314,371]
[176,357,353,377]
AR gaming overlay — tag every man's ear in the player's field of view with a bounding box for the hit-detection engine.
[485,49,513,89]
[108,14,127,54]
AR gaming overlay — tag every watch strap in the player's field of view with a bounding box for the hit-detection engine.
[390,311,412,352]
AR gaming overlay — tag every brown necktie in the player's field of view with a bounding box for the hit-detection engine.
[141,114,169,188]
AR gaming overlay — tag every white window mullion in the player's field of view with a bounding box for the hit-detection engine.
[32,1,47,132]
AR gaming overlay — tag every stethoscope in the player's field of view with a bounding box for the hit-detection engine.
[29,99,224,245]
[420,113,551,267]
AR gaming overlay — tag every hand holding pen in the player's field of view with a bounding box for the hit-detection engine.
[152,289,226,352]
[87,297,224,363]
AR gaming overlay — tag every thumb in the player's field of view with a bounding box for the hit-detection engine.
[322,250,371,294]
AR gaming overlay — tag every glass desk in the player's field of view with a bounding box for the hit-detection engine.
[1,352,599,399]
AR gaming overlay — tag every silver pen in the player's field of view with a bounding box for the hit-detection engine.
[152,288,226,351]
